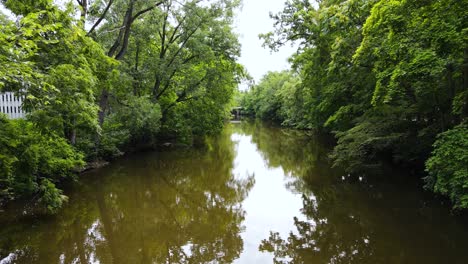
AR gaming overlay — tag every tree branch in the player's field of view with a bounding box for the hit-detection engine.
[109,93,131,108]
[160,11,168,58]
[161,74,206,115]
[181,54,197,65]
[155,69,178,99]
[162,96,199,116]
[115,1,166,60]
[154,55,198,100]
[166,25,200,68]
[131,1,165,23]
[168,15,187,44]
[87,0,114,36]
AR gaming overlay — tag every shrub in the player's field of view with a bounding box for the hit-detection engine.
[0,114,84,210]
[425,124,468,209]
[97,96,162,158]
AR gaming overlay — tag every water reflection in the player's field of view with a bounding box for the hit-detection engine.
[245,121,468,264]
[1,121,468,264]
[230,127,304,263]
[0,128,253,263]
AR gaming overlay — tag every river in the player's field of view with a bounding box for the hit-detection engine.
[1,121,467,263]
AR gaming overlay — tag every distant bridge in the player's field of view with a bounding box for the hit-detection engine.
[231,107,243,119]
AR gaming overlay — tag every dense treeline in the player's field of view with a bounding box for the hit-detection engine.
[241,0,467,209]
[0,0,244,212]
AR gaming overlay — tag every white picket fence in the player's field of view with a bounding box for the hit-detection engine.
[0,92,25,119]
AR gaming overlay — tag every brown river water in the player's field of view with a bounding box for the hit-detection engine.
[1,121,467,263]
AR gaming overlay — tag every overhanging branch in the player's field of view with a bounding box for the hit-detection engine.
[87,0,114,36]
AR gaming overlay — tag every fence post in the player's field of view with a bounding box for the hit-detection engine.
[0,92,25,119]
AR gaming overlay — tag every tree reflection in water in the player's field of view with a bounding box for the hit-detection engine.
[1,121,468,264]
[259,193,373,264]
[0,127,254,264]
[245,121,468,264]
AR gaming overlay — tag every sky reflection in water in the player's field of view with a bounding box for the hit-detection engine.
[1,121,468,264]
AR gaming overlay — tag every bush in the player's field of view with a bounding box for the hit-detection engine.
[330,107,407,174]
[119,96,162,146]
[98,96,162,158]
[425,124,468,209]
[0,114,84,210]
[38,178,68,214]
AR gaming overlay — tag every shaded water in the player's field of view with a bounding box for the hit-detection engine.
[1,121,468,263]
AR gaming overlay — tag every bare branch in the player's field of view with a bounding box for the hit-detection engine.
[96,25,126,37]
[168,15,187,44]
[87,0,114,36]
[131,1,165,22]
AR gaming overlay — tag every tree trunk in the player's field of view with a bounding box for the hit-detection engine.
[95,0,164,149]
[152,76,162,101]
[133,41,140,96]
[70,118,77,145]
[77,0,88,27]
[98,89,109,126]
[463,49,468,119]
[98,0,134,129]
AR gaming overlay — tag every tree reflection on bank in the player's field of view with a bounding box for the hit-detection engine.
[0,128,253,263]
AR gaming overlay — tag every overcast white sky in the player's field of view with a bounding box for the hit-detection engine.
[234,0,297,86]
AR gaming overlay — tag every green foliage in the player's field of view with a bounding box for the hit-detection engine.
[0,0,243,212]
[27,64,99,141]
[1,0,52,15]
[0,9,50,91]
[38,178,68,214]
[108,0,243,141]
[100,96,162,155]
[0,115,84,208]
[425,124,468,209]
[330,107,408,173]
[120,96,162,145]
[241,71,301,125]
[253,0,468,209]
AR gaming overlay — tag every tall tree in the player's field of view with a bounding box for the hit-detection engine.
[115,0,244,138]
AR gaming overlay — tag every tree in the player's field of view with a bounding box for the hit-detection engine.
[116,0,244,139]
[0,0,245,212]
[259,0,377,131]
[333,0,468,173]
[240,71,300,124]
[251,0,468,209]
[82,0,165,126]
